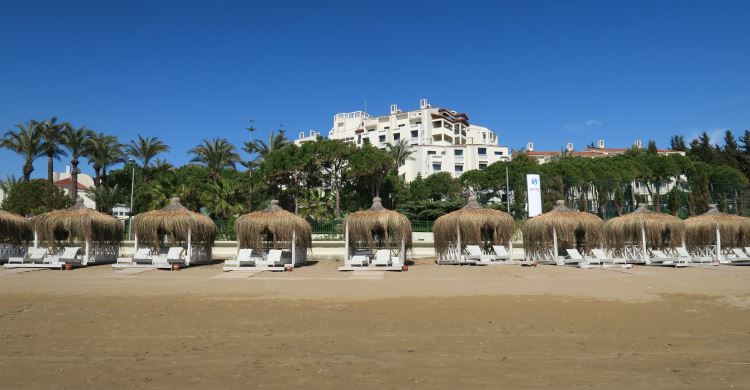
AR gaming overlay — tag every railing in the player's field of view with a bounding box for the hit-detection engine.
[308,220,434,236]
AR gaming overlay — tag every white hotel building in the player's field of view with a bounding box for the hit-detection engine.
[297,99,510,182]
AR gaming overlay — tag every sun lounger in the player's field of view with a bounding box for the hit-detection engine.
[491,245,510,261]
[565,248,596,266]
[58,247,82,264]
[166,247,185,264]
[744,247,750,257]
[348,250,373,266]
[236,248,254,266]
[263,249,283,267]
[649,250,687,266]
[591,248,612,264]
[675,247,694,263]
[8,247,48,264]
[465,245,494,263]
[729,248,750,265]
[372,249,392,266]
[132,248,153,264]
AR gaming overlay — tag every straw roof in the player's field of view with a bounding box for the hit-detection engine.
[521,200,604,251]
[604,203,685,249]
[32,198,123,245]
[0,210,32,244]
[345,197,413,250]
[432,195,514,256]
[133,197,216,249]
[684,204,750,248]
[235,200,312,250]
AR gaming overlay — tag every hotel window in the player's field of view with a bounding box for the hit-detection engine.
[357,135,362,144]
[416,121,422,125]
[455,165,463,174]
[393,133,400,141]
[494,151,504,156]
[411,130,418,138]
[432,163,442,171]
[379,135,386,143]
[398,124,405,128]
[479,163,487,169]
[384,126,390,131]
[454,149,463,156]
[478,148,487,155]
[427,150,437,155]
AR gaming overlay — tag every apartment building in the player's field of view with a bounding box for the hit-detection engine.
[296,99,510,182]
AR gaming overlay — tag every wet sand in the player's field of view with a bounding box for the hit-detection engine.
[0,261,749,389]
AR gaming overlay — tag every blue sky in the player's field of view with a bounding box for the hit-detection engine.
[1,0,749,178]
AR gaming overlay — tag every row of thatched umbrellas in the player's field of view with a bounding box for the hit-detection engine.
[2,195,749,262]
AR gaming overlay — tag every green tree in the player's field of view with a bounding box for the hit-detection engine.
[189,138,240,183]
[86,132,123,186]
[670,135,687,151]
[126,135,169,180]
[200,176,245,219]
[61,123,92,200]
[348,143,394,199]
[39,117,67,183]
[89,184,124,213]
[385,139,415,173]
[1,121,44,181]
[243,129,289,170]
[1,179,70,215]
[316,139,354,218]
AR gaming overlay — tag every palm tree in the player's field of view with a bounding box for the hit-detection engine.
[189,138,240,183]
[151,158,174,174]
[242,129,289,170]
[126,135,169,180]
[86,132,123,186]
[200,177,245,219]
[1,121,44,181]
[88,184,123,213]
[39,117,67,183]
[298,189,332,222]
[61,123,92,201]
[386,139,415,172]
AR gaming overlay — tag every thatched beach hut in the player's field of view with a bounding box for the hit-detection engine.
[31,198,122,265]
[341,197,412,270]
[131,197,216,266]
[521,200,604,264]
[604,203,685,263]
[685,204,750,261]
[0,210,33,262]
[227,200,312,270]
[432,195,514,264]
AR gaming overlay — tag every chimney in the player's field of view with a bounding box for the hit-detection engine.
[597,139,605,149]
[390,104,400,114]
[420,98,430,109]
[65,165,71,174]
[566,143,574,152]
[634,139,643,149]
[527,142,534,152]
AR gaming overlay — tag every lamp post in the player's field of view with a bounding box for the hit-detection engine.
[127,159,136,240]
[504,159,510,214]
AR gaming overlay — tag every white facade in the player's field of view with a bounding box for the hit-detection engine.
[53,165,97,209]
[323,99,510,181]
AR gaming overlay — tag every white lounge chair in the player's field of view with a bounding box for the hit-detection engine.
[264,249,283,267]
[8,247,48,264]
[729,248,750,265]
[349,250,372,266]
[744,247,750,257]
[166,247,185,264]
[491,245,510,261]
[565,248,595,266]
[591,248,612,264]
[372,249,400,266]
[58,247,82,264]
[132,247,153,264]
[465,245,494,263]
[237,248,254,266]
[675,247,693,263]
[649,250,685,266]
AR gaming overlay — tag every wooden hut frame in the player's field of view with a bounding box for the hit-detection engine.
[521,200,604,265]
[225,200,312,271]
[0,210,32,263]
[6,199,122,269]
[604,203,687,266]
[685,204,750,263]
[432,195,514,265]
[115,197,215,269]
[339,197,412,271]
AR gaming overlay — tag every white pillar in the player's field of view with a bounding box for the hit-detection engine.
[84,238,90,265]
[187,227,192,264]
[552,226,559,264]
[509,239,514,262]
[641,223,648,264]
[716,222,721,262]
[400,237,405,263]
[456,225,462,264]
[344,221,349,265]
[33,230,38,249]
[291,229,297,266]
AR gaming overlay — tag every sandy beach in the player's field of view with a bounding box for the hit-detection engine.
[1,261,749,389]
